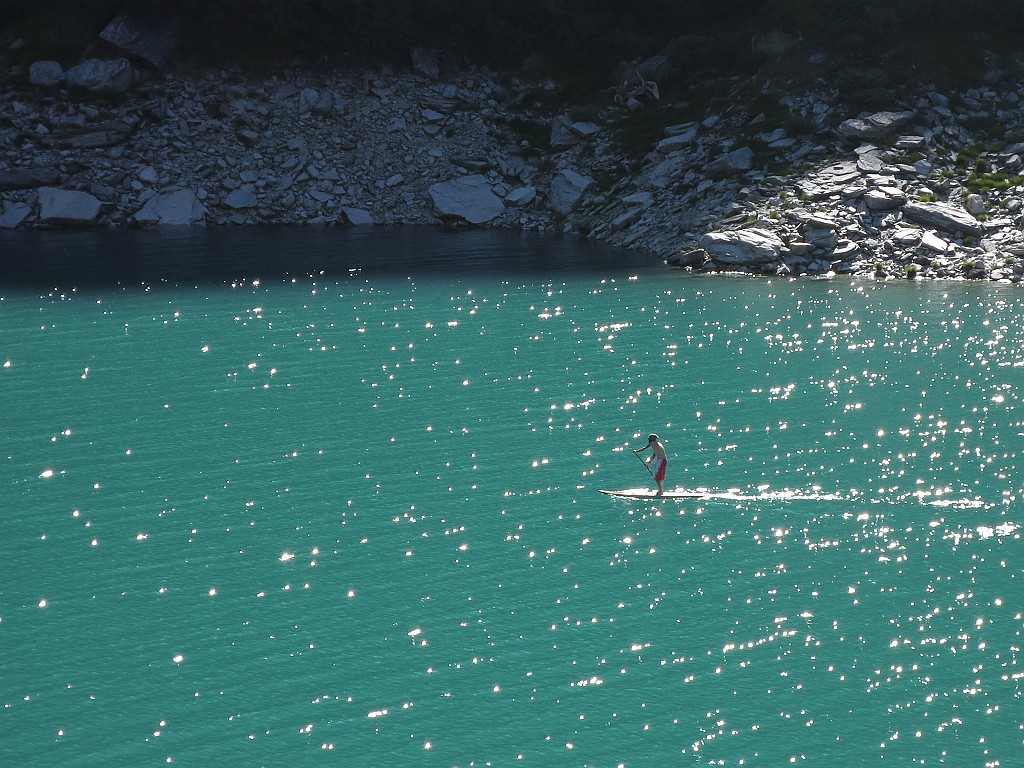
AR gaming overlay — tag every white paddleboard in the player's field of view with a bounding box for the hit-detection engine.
[599,488,710,500]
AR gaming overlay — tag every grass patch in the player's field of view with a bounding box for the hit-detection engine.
[965,173,1024,193]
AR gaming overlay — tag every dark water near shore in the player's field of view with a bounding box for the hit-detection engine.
[2,228,1022,767]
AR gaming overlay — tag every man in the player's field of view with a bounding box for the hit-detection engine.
[634,433,667,496]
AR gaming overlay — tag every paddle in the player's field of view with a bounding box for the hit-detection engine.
[633,447,655,478]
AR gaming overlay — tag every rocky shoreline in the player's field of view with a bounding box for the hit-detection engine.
[4,47,1024,283]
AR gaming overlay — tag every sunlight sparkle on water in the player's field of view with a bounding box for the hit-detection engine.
[3,263,1023,768]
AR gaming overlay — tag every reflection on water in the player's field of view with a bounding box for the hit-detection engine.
[0,226,659,286]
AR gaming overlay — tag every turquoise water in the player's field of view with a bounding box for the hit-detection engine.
[2,231,1023,767]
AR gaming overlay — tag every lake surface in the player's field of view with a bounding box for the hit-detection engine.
[2,228,1022,767]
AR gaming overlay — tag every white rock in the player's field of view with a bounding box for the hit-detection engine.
[504,186,536,207]
[837,110,915,140]
[700,228,784,265]
[428,174,505,224]
[920,230,950,253]
[37,187,102,226]
[134,189,206,225]
[864,187,906,210]
[656,125,698,151]
[0,202,31,228]
[341,207,374,225]
[903,200,983,236]
[548,170,592,216]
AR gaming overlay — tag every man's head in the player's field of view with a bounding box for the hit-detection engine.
[648,434,659,444]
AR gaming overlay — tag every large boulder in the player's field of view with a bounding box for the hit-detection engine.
[428,174,505,224]
[65,58,134,93]
[903,200,983,236]
[864,187,907,211]
[0,202,31,229]
[550,117,583,150]
[37,187,102,227]
[837,110,915,141]
[547,169,592,216]
[705,146,754,180]
[134,189,206,225]
[28,60,64,87]
[341,207,374,226]
[700,228,784,266]
[99,11,181,69]
[0,167,60,191]
[224,185,259,209]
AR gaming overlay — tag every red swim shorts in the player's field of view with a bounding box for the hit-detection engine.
[652,458,667,483]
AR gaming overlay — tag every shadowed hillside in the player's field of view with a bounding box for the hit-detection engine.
[2,0,1023,92]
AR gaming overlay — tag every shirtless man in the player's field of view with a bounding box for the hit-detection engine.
[634,434,667,496]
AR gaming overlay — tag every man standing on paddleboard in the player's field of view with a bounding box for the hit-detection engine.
[634,434,667,497]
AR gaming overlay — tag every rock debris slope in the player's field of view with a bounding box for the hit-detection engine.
[4,55,1024,283]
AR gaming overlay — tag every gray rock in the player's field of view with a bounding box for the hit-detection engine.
[903,200,984,236]
[134,189,206,225]
[224,185,259,209]
[920,230,950,253]
[0,167,60,191]
[99,11,181,68]
[803,224,838,250]
[65,58,134,93]
[864,187,906,210]
[611,208,642,231]
[670,249,707,269]
[837,110,915,141]
[656,127,698,152]
[705,147,754,180]
[621,191,653,208]
[312,91,335,115]
[46,121,135,149]
[548,169,592,216]
[570,121,600,139]
[964,193,986,216]
[891,228,922,246]
[28,60,64,86]
[550,117,582,150]
[298,88,321,114]
[856,149,885,173]
[643,155,688,189]
[341,207,374,225]
[832,240,861,260]
[505,186,537,207]
[37,187,102,227]
[429,174,505,224]
[0,202,31,229]
[700,228,784,265]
